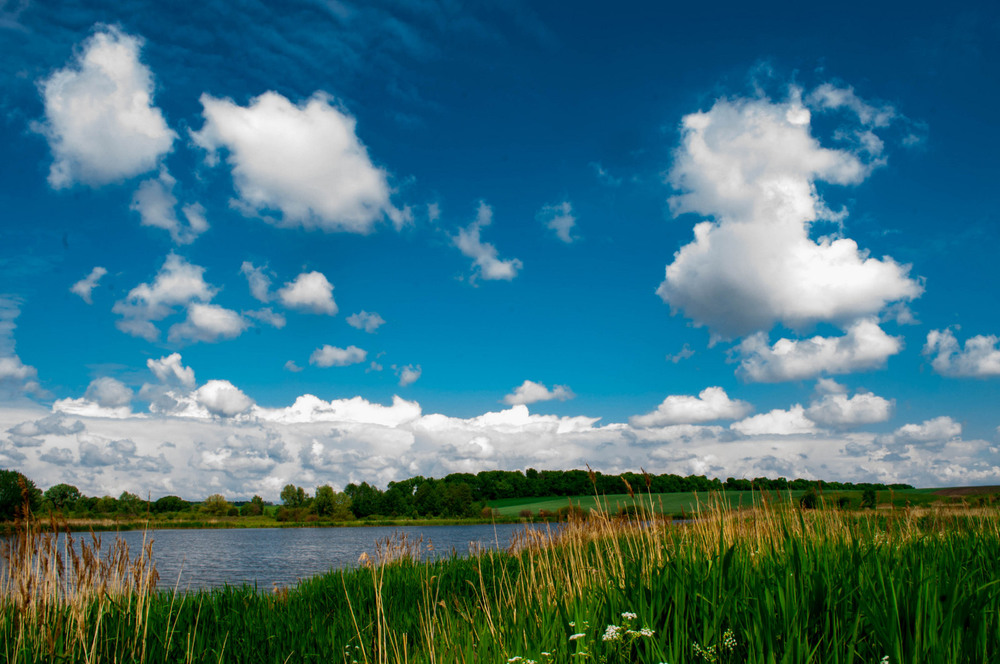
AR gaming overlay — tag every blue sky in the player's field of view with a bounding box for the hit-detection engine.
[2,0,999,499]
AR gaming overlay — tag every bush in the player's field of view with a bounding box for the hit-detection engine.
[799,490,818,510]
[861,489,877,510]
[518,508,533,519]
[837,496,852,509]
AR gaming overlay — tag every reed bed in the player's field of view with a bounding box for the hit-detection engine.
[2,494,998,663]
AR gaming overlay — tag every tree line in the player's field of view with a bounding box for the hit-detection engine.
[0,467,912,522]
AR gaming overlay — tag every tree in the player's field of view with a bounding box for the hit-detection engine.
[861,489,877,510]
[799,489,818,510]
[241,495,265,517]
[0,469,42,520]
[312,485,352,519]
[202,494,232,516]
[280,484,308,508]
[118,491,144,515]
[153,495,188,513]
[44,483,82,511]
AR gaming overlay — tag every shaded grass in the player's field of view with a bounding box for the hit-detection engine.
[3,495,1000,662]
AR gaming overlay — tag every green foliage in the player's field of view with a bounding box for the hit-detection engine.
[799,489,819,509]
[240,494,265,516]
[280,483,309,508]
[862,488,878,509]
[0,468,41,520]
[312,485,352,519]
[43,483,82,511]
[152,495,188,513]
[201,493,232,516]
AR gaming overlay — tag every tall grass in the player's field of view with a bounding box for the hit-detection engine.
[3,494,999,663]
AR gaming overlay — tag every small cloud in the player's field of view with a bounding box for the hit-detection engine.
[503,380,574,406]
[70,266,107,304]
[537,201,577,243]
[347,311,385,333]
[240,261,272,302]
[310,345,367,368]
[278,271,337,315]
[284,360,303,373]
[666,344,694,364]
[394,364,421,387]
[130,169,208,244]
[924,328,1000,377]
[453,202,522,282]
[194,380,254,418]
[84,377,133,408]
[590,162,622,187]
[245,308,286,329]
[168,303,248,344]
[631,386,751,428]
[730,405,817,436]
[147,352,195,388]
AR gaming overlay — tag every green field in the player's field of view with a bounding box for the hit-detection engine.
[489,487,962,517]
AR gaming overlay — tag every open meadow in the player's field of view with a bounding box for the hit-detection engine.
[3,493,999,663]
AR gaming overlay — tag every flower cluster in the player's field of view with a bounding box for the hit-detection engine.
[692,628,738,663]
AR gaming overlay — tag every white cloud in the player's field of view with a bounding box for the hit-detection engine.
[309,345,367,368]
[244,308,286,329]
[84,377,133,408]
[195,380,254,418]
[890,416,962,444]
[277,271,337,315]
[658,87,922,338]
[806,84,896,128]
[284,360,303,373]
[666,344,695,363]
[147,353,195,388]
[630,386,752,427]
[537,201,577,243]
[453,202,522,282]
[737,319,902,383]
[8,413,84,447]
[396,364,421,387]
[168,303,248,344]
[240,262,272,302]
[347,311,385,333]
[70,266,107,304]
[130,169,208,244]
[0,298,40,396]
[924,329,1000,377]
[113,254,215,341]
[805,382,893,428]
[731,405,817,436]
[503,380,575,406]
[191,91,406,232]
[36,26,175,188]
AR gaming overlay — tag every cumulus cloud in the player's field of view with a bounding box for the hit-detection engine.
[130,169,208,244]
[244,308,286,329]
[84,377,133,408]
[804,380,892,427]
[347,311,385,333]
[277,271,337,315]
[36,26,175,188]
[0,298,39,396]
[240,262,272,302]
[191,91,406,232]
[889,416,962,444]
[8,413,84,447]
[309,345,367,368]
[168,303,248,343]
[113,254,215,341]
[453,202,522,282]
[395,364,421,387]
[924,329,1000,377]
[630,387,752,427]
[194,380,254,418]
[737,319,902,383]
[503,380,575,406]
[147,353,195,388]
[70,266,107,304]
[537,201,577,243]
[657,87,922,338]
[731,405,817,436]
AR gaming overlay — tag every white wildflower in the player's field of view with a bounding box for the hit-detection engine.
[621,611,637,620]
[569,633,586,641]
[602,624,623,641]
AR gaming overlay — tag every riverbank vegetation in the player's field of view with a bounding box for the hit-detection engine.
[1,467,923,533]
[3,491,999,663]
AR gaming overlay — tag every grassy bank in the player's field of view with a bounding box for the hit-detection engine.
[3,495,1000,663]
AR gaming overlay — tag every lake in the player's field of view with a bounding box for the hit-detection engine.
[39,523,553,591]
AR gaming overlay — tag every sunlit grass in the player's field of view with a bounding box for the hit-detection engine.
[3,493,999,662]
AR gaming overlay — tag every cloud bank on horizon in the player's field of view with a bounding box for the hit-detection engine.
[2,5,999,499]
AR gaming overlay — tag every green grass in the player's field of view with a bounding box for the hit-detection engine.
[5,495,1000,663]
[489,488,973,517]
